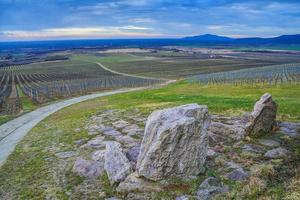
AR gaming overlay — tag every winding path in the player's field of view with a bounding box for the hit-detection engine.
[0,63,174,167]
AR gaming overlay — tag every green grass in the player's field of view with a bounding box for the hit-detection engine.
[0,81,299,199]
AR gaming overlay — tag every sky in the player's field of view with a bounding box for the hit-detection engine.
[0,0,300,41]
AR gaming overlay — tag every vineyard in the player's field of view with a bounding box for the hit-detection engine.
[188,63,300,85]
[0,60,164,115]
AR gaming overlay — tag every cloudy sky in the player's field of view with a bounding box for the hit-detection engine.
[1,0,300,41]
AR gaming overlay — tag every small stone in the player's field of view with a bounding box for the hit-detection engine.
[227,168,249,181]
[264,147,289,159]
[55,151,76,158]
[207,148,217,158]
[112,120,129,129]
[122,124,142,134]
[104,141,132,185]
[196,177,229,200]
[278,122,300,138]
[74,139,85,145]
[226,161,242,169]
[243,144,264,154]
[85,136,105,148]
[74,128,81,133]
[259,139,280,147]
[116,172,162,193]
[175,195,190,200]
[126,144,141,163]
[105,197,122,200]
[102,129,122,136]
[72,158,104,178]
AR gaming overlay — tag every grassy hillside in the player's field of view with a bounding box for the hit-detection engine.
[0,81,299,199]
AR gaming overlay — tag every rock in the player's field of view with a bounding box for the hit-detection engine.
[105,197,122,200]
[209,121,245,141]
[74,128,81,133]
[175,195,190,200]
[259,139,280,147]
[122,124,142,134]
[116,172,162,193]
[225,161,242,170]
[243,144,265,154]
[126,193,152,200]
[264,147,289,158]
[115,135,139,148]
[84,136,105,148]
[207,148,217,158]
[242,93,277,136]
[72,158,104,178]
[104,141,132,185]
[102,129,122,136]
[55,151,76,158]
[74,139,86,145]
[227,168,249,181]
[278,122,300,137]
[196,177,229,200]
[137,104,210,181]
[113,120,129,129]
[91,150,105,161]
[126,144,141,163]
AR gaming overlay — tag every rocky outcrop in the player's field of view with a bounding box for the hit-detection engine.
[104,141,132,185]
[242,93,277,136]
[137,104,210,181]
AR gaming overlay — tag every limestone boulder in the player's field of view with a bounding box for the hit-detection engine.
[104,141,132,185]
[137,104,210,181]
[242,93,277,136]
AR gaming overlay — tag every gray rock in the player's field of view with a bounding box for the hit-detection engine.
[209,121,245,141]
[55,151,76,158]
[113,120,129,129]
[72,157,104,178]
[176,195,190,200]
[137,104,210,181]
[226,161,242,169]
[84,136,105,148]
[74,139,85,145]
[105,198,122,200]
[196,177,229,200]
[91,150,105,161]
[102,129,122,136]
[126,144,141,163]
[126,193,152,200]
[227,168,249,181]
[104,141,132,185]
[242,93,277,136]
[278,122,300,137]
[264,147,289,158]
[259,139,280,147]
[115,135,139,148]
[207,148,217,158]
[122,124,142,134]
[116,172,162,193]
[243,144,265,154]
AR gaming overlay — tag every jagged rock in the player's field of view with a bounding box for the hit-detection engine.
[259,139,280,147]
[116,172,162,193]
[104,141,132,185]
[227,168,249,181]
[91,150,105,161]
[55,151,76,158]
[105,197,122,200]
[72,158,104,178]
[278,122,300,137]
[137,104,210,181]
[264,147,289,158]
[242,93,277,136]
[196,177,229,200]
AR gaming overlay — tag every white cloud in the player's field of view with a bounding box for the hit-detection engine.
[0,26,161,40]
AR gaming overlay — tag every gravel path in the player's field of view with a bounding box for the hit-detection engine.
[0,87,148,166]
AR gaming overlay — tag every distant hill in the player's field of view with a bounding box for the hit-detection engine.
[182,34,300,45]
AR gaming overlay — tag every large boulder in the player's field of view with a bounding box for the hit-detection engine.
[137,104,210,181]
[242,93,277,136]
[104,141,132,185]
